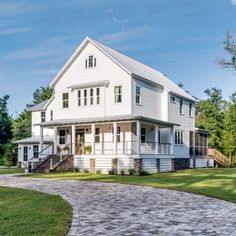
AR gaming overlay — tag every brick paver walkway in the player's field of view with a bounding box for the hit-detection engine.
[1,175,236,236]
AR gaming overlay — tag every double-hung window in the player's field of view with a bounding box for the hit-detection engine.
[179,99,183,115]
[23,146,28,161]
[59,130,66,145]
[136,86,141,104]
[189,102,193,117]
[95,128,100,143]
[78,90,81,107]
[90,88,94,105]
[84,89,87,106]
[62,93,69,108]
[96,88,100,104]
[50,110,53,121]
[170,95,176,103]
[114,86,122,103]
[41,111,46,123]
[33,145,39,158]
[88,55,93,68]
[175,130,183,145]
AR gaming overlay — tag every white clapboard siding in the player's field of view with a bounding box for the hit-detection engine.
[117,156,134,173]
[195,158,208,168]
[142,159,157,173]
[160,159,172,172]
[95,156,112,173]
[74,156,90,170]
[208,159,214,167]
[190,159,194,168]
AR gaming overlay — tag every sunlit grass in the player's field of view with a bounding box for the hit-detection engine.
[0,168,24,175]
[29,168,236,203]
[0,187,72,236]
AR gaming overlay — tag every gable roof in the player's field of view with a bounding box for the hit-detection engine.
[28,100,49,112]
[50,37,196,101]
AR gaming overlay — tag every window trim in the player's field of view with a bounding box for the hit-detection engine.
[179,99,184,115]
[189,102,193,117]
[95,127,100,143]
[33,145,39,158]
[62,92,69,108]
[141,127,146,143]
[23,146,28,161]
[41,111,46,123]
[84,89,87,106]
[78,90,81,107]
[90,88,94,105]
[136,85,141,105]
[170,95,176,103]
[175,130,184,145]
[114,85,122,103]
[96,87,100,105]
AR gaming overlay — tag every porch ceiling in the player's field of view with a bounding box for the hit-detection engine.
[36,115,179,128]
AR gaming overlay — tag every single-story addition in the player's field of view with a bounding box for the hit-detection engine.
[15,36,214,174]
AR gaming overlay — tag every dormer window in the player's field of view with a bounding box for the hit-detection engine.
[85,55,96,68]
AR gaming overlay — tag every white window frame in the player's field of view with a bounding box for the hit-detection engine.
[136,85,141,105]
[189,102,193,117]
[179,99,184,115]
[62,93,69,108]
[41,111,46,123]
[78,90,81,107]
[95,127,100,143]
[141,127,146,143]
[114,85,122,103]
[175,130,184,145]
[59,129,66,145]
[96,88,100,105]
[90,88,94,105]
[50,110,53,121]
[84,89,87,106]
[170,95,176,103]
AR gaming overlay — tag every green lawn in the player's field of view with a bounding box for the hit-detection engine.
[30,168,236,203]
[0,187,72,236]
[0,168,24,175]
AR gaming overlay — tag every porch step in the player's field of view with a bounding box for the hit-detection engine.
[208,148,231,167]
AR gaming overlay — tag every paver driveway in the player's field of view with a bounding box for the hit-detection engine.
[1,175,236,236]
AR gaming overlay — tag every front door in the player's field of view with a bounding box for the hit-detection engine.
[76,130,85,154]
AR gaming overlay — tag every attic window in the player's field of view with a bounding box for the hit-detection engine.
[85,55,96,68]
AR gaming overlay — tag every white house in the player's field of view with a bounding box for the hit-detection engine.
[15,37,213,173]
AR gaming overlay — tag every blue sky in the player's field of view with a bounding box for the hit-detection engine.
[1,0,236,115]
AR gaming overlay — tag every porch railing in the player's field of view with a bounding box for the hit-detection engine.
[81,141,172,155]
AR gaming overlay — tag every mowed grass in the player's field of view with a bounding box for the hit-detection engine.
[0,168,24,175]
[30,168,236,203]
[0,187,72,236]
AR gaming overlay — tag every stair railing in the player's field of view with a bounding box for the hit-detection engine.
[208,148,231,167]
[24,143,54,170]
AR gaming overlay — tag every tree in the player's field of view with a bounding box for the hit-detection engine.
[12,85,53,141]
[222,92,236,163]
[196,88,225,151]
[218,31,236,70]
[0,95,12,161]
[3,143,14,167]
[29,86,53,107]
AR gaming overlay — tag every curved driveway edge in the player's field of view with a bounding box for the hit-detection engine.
[0,175,236,236]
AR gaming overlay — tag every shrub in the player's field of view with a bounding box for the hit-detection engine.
[96,169,101,174]
[84,145,92,154]
[140,170,151,176]
[74,167,80,172]
[120,169,126,175]
[128,168,136,175]
[108,169,116,175]
[3,144,13,167]
[84,169,89,173]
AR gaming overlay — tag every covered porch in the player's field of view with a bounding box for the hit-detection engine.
[38,115,177,157]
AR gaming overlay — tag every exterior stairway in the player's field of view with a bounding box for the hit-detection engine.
[208,148,231,167]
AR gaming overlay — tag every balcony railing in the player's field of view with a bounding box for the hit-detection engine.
[80,141,172,155]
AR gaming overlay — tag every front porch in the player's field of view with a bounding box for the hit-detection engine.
[39,116,176,157]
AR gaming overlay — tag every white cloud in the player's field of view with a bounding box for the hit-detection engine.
[231,0,236,5]
[0,2,35,17]
[0,27,32,36]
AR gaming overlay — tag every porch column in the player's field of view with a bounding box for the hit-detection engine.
[155,125,159,154]
[113,122,117,154]
[91,124,95,155]
[136,120,141,154]
[53,126,57,154]
[72,125,76,155]
[170,126,174,154]
[40,126,44,158]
